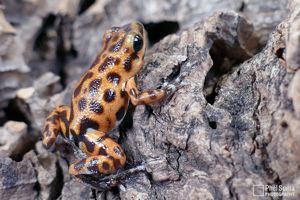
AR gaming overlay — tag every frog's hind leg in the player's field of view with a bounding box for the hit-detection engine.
[42,105,70,149]
[69,130,126,175]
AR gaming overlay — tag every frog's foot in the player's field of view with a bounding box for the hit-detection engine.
[73,164,146,190]
[161,72,188,103]
[42,105,70,150]
[161,82,176,101]
[69,130,126,175]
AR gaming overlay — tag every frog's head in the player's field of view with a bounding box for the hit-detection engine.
[102,22,146,77]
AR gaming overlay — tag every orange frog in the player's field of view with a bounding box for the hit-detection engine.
[42,22,169,175]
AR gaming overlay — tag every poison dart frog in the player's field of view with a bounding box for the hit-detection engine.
[42,22,169,175]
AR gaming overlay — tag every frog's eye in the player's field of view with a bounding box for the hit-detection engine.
[133,34,143,52]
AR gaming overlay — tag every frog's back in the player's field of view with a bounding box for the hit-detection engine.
[69,67,128,135]
[69,22,146,138]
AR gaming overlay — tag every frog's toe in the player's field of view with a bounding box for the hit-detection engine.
[163,83,177,95]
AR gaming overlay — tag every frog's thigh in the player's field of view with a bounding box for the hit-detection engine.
[69,130,126,175]
[125,77,165,106]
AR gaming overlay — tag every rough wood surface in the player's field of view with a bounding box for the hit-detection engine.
[0,0,299,199]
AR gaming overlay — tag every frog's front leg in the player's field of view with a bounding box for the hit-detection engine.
[69,130,126,175]
[125,77,167,105]
[42,105,70,149]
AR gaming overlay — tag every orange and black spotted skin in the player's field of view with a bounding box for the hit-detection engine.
[42,22,166,175]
